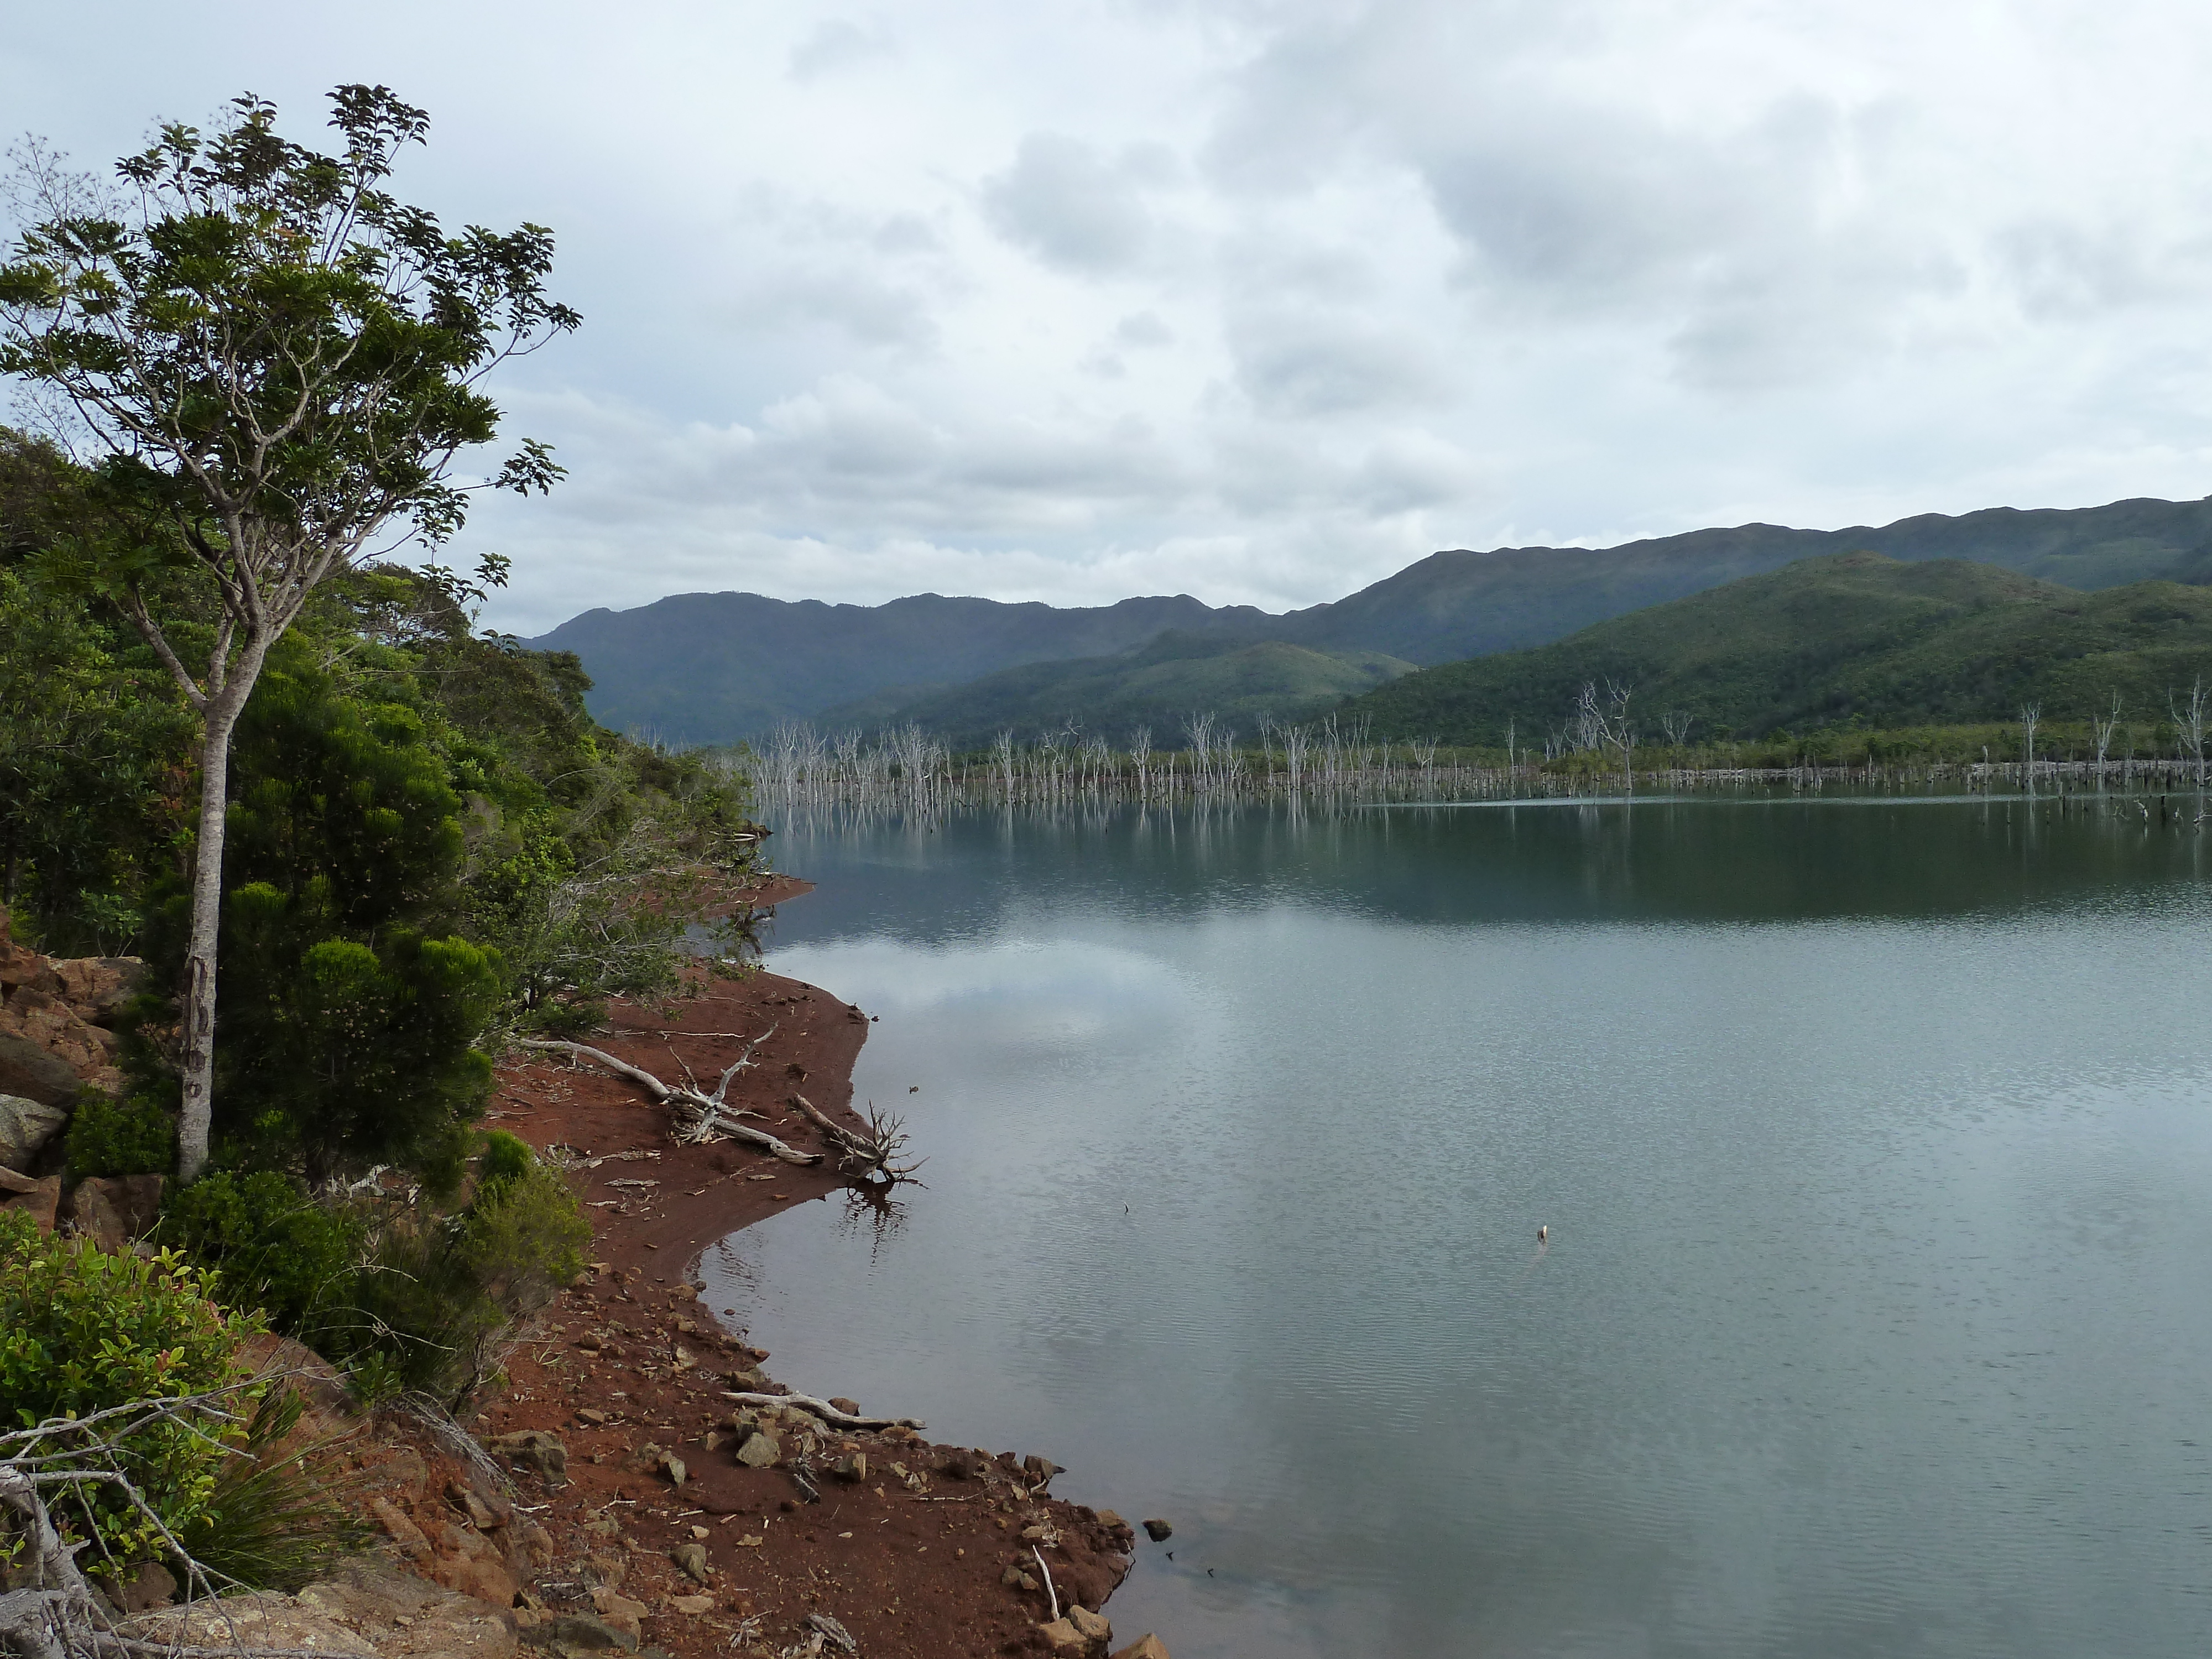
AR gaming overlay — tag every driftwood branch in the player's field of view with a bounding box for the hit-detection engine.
[722,1391,925,1432]
[788,1094,924,1184]
[515,1034,820,1166]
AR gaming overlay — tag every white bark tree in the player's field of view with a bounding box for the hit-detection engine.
[0,88,576,1180]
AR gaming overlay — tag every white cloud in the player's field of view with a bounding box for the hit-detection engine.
[7,0,2212,636]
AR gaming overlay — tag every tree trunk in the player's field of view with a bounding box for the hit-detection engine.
[174,656,266,1185]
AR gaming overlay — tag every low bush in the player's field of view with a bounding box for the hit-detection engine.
[64,1091,176,1181]
[0,1208,257,1571]
[155,1171,365,1344]
[355,1139,589,1406]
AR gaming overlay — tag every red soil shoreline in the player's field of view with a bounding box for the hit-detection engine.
[461,881,1152,1658]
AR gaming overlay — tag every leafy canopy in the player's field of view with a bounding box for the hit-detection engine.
[0,86,576,622]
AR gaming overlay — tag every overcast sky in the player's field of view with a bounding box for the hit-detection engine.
[9,2,2212,633]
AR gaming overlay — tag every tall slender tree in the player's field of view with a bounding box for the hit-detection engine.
[0,87,578,1179]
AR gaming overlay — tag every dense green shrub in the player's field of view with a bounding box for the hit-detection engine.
[0,1209,256,1567]
[64,1091,176,1181]
[155,1172,364,1343]
[356,1146,589,1406]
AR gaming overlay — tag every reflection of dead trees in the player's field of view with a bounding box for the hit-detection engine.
[515,1033,922,1185]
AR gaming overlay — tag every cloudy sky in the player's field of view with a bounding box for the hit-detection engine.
[9,1,2212,633]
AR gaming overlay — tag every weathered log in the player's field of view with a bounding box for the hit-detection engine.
[722,1390,925,1432]
[789,1092,923,1183]
[515,1037,820,1166]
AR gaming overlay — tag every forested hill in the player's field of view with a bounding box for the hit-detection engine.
[530,494,2212,745]
[526,590,1268,747]
[1340,552,2212,743]
[818,632,1416,752]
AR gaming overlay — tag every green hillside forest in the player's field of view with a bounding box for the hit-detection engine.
[1343,552,2212,745]
[820,631,1415,749]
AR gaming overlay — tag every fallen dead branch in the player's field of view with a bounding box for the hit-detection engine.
[514,1032,819,1165]
[0,1383,345,1658]
[788,1094,924,1185]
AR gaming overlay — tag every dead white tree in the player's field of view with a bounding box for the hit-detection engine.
[2019,702,2041,784]
[1660,709,1694,750]
[0,1384,330,1658]
[2092,692,2121,780]
[2171,679,2208,787]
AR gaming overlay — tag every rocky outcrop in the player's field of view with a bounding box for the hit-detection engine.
[0,1090,70,1165]
[121,1561,522,1659]
[0,907,141,1103]
[60,1172,164,1251]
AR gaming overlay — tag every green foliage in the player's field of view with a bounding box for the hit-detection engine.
[1347,553,2212,745]
[131,656,504,1186]
[0,443,195,953]
[176,1386,368,1590]
[0,1209,255,1567]
[65,1092,176,1181]
[353,1147,588,1406]
[155,1172,364,1343]
[0,88,577,576]
[823,631,1418,750]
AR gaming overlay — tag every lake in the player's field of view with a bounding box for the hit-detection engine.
[702,791,2212,1658]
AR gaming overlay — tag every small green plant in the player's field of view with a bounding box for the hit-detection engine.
[176,1386,368,1590]
[155,1172,364,1343]
[0,1208,258,1568]
[64,1091,176,1181]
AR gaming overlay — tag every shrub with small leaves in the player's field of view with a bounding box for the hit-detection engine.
[0,1208,257,1567]
[355,1139,588,1405]
[64,1091,176,1181]
[154,1171,364,1344]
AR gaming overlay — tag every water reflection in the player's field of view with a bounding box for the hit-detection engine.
[711,796,2212,1659]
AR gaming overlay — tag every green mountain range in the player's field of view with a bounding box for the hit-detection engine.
[1340,552,2212,744]
[526,494,2212,745]
[819,632,1415,749]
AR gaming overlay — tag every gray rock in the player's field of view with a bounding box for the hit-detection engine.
[1141,1517,1173,1542]
[121,1593,376,1656]
[521,1614,639,1652]
[670,1540,710,1583]
[734,1430,780,1468]
[0,1086,69,1160]
[487,1428,568,1485]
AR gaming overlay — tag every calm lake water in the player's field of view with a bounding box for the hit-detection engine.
[702,793,2212,1659]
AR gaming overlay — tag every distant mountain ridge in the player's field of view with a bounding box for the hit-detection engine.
[526,591,1266,746]
[526,494,2212,745]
